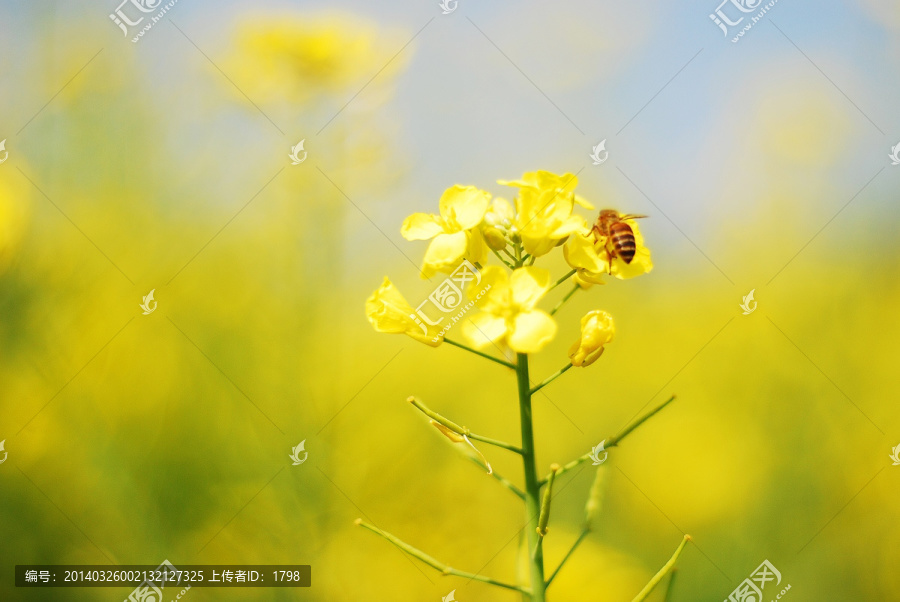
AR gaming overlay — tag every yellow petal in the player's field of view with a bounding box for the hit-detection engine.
[574,194,594,210]
[550,215,589,238]
[521,233,559,258]
[575,271,606,287]
[421,231,468,278]
[431,421,465,443]
[564,232,607,273]
[569,309,615,366]
[468,265,510,313]
[401,213,444,241]
[465,228,488,267]
[609,246,653,279]
[439,185,491,231]
[463,311,508,349]
[365,277,442,347]
[509,309,557,354]
[509,266,551,309]
[501,171,578,195]
[484,197,515,226]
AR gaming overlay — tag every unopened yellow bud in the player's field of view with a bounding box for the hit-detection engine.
[483,226,507,251]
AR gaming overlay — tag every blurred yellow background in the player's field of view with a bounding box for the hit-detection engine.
[1,1,899,601]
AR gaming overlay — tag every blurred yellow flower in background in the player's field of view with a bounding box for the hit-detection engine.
[569,309,615,367]
[366,277,442,347]
[498,170,592,257]
[0,173,31,274]
[463,266,556,353]
[228,13,406,103]
[565,217,652,281]
[401,184,490,278]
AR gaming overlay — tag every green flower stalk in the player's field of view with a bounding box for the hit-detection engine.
[363,170,683,600]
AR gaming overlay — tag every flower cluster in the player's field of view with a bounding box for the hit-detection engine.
[360,171,685,601]
[366,170,652,363]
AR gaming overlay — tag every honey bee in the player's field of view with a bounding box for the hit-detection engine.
[591,209,647,273]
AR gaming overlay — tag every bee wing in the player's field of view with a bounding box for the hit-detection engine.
[619,214,648,220]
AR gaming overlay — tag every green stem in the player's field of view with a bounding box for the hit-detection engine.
[545,528,589,586]
[356,519,529,594]
[631,535,691,602]
[541,395,677,484]
[529,363,574,396]
[548,269,577,292]
[444,337,516,369]
[409,397,524,454]
[492,248,515,269]
[608,395,678,448]
[550,284,579,316]
[547,460,606,588]
[466,456,525,499]
[516,353,546,602]
[517,529,529,602]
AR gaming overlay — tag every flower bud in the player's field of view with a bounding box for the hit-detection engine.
[569,310,615,367]
[482,226,507,251]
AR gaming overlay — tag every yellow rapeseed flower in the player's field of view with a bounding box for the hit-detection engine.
[564,218,652,282]
[366,278,442,347]
[401,185,490,278]
[569,310,615,367]
[498,171,593,257]
[462,266,556,354]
